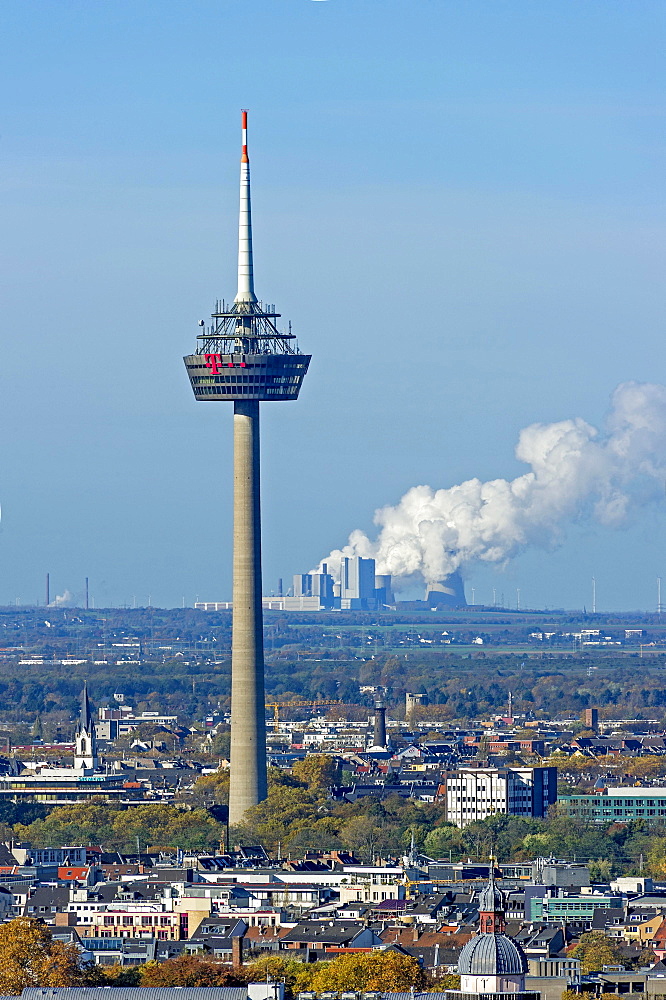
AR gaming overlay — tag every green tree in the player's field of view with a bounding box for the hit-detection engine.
[423,823,464,860]
[13,801,224,853]
[209,731,231,758]
[31,715,43,741]
[429,974,461,991]
[179,770,229,809]
[98,964,142,986]
[231,784,323,852]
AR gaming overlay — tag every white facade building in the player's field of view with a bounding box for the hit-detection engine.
[445,766,556,828]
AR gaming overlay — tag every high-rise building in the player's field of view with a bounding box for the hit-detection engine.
[184,112,311,826]
[444,766,557,828]
[374,574,394,606]
[283,560,392,611]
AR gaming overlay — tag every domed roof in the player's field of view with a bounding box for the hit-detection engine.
[478,876,505,914]
[458,933,528,976]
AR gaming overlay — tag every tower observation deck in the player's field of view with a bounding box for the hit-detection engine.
[184,111,311,827]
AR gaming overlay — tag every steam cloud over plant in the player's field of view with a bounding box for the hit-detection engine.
[318,382,666,590]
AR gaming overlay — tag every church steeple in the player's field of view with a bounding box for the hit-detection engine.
[457,855,529,998]
[478,856,505,933]
[74,681,97,772]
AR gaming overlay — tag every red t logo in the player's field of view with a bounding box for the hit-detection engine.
[204,354,222,374]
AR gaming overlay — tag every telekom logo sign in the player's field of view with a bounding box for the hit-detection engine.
[205,354,246,374]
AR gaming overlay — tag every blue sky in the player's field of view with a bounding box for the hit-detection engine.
[1,0,664,610]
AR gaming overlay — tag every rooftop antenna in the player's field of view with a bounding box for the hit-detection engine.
[235,110,257,306]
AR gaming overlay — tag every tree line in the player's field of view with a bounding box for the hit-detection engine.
[7,756,666,879]
[0,917,458,995]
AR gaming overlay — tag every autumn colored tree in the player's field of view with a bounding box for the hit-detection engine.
[231,783,323,851]
[243,956,316,995]
[139,956,241,987]
[292,754,339,789]
[570,932,625,974]
[309,951,431,992]
[624,757,666,780]
[98,963,142,986]
[0,917,89,993]
[428,974,461,991]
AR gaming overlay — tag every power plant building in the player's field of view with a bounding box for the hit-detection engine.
[287,565,335,610]
[339,556,376,609]
[278,556,395,611]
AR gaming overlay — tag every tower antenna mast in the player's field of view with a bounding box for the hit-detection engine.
[184,112,311,826]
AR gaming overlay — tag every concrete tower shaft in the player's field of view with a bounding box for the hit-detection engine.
[230,400,267,819]
[183,112,311,828]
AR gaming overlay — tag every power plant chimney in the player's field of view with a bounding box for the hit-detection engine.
[45,573,50,607]
[373,694,387,749]
[184,112,311,827]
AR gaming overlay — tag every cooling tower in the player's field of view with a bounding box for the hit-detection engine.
[425,570,467,607]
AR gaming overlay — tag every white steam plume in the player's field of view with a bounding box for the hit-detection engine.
[318,382,666,589]
[49,589,73,607]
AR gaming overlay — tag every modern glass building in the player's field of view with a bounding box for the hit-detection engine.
[559,787,666,823]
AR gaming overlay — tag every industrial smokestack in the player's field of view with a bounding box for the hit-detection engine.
[45,573,50,608]
[373,695,387,749]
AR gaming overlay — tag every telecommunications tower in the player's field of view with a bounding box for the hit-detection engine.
[184,112,311,826]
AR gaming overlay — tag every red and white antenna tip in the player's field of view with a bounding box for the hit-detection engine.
[241,109,248,163]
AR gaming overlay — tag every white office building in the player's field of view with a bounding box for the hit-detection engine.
[445,766,557,828]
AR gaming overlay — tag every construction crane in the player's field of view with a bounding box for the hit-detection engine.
[265,700,350,732]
